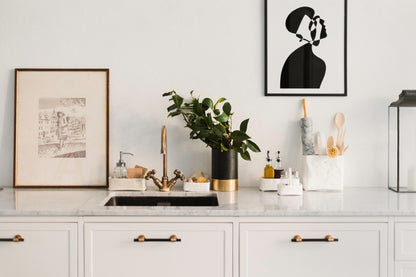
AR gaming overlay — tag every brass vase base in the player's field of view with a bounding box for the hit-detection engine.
[212,179,238,192]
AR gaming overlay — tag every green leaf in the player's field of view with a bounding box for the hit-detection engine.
[214,97,226,109]
[230,130,250,142]
[168,111,181,117]
[233,139,242,147]
[197,129,211,139]
[167,104,177,112]
[202,98,213,110]
[246,140,261,152]
[172,95,183,107]
[214,113,229,123]
[204,113,214,127]
[214,109,221,115]
[240,151,251,161]
[223,102,232,116]
[213,125,225,136]
[162,91,174,97]
[240,119,249,133]
[192,99,203,115]
[241,143,247,152]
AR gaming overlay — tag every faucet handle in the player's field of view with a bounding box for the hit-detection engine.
[145,169,156,180]
[173,169,185,181]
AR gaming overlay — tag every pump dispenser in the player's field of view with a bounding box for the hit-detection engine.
[264,150,275,178]
[113,151,133,178]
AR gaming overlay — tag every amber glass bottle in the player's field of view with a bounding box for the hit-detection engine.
[264,150,275,178]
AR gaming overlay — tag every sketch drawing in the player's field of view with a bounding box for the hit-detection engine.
[38,98,86,158]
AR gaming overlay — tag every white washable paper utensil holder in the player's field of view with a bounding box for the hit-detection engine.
[302,155,344,191]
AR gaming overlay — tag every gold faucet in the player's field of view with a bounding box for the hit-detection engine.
[145,126,184,192]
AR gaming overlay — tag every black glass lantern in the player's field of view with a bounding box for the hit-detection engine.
[389,90,416,192]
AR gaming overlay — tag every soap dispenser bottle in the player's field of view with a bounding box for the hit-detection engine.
[113,151,133,178]
[264,151,275,178]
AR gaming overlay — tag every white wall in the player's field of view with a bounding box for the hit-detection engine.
[0,0,415,187]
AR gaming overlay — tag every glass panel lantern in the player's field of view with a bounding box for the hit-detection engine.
[389,90,416,192]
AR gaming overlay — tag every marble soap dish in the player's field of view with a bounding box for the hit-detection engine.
[108,177,146,191]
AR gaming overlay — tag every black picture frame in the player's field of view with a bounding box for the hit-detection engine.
[265,0,347,96]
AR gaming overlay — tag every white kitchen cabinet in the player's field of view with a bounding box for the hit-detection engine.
[240,222,388,277]
[395,262,416,277]
[395,223,416,260]
[84,222,233,277]
[0,222,77,277]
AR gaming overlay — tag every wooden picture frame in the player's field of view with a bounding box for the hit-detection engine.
[14,68,109,188]
[265,0,347,96]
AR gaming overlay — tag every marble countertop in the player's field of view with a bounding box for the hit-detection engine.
[0,186,416,217]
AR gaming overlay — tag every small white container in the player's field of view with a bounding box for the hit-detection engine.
[183,181,210,192]
[259,178,281,191]
[108,178,146,191]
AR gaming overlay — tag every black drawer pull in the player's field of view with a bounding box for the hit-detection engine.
[0,234,24,242]
[291,235,338,242]
[134,234,181,242]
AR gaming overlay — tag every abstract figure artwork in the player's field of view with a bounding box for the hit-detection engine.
[281,7,327,89]
[266,0,346,96]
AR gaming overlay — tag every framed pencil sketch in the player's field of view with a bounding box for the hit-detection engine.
[14,69,109,187]
[265,0,347,96]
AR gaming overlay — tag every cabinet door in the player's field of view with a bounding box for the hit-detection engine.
[395,262,416,277]
[240,223,387,277]
[0,222,77,277]
[395,223,416,260]
[85,222,232,277]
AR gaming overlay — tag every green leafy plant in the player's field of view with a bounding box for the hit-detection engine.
[163,90,261,160]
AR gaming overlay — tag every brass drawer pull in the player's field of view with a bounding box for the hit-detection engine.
[0,234,24,242]
[291,235,338,242]
[134,234,181,242]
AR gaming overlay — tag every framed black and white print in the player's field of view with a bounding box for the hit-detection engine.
[14,69,109,187]
[265,0,347,96]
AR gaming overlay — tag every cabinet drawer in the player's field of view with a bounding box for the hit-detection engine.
[395,223,416,260]
[0,222,77,277]
[240,223,387,277]
[84,222,232,277]
[395,262,416,277]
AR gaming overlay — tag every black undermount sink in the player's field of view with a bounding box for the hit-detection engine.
[104,194,219,207]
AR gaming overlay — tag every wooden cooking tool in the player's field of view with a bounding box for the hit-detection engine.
[302,98,308,118]
[335,113,345,151]
[327,136,334,150]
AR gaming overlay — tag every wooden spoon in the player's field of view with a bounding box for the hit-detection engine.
[335,113,345,150]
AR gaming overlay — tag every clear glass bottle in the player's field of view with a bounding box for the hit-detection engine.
[264,150,275,178]
[274,151,284,179]
[113,151,133,178]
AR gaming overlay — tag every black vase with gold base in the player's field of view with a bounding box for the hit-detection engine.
[211,149,238,192]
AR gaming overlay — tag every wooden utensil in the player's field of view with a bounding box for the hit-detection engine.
[327,136,334,149]
[302,98,308,118]
[335,113,345,150]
